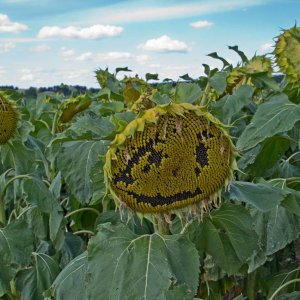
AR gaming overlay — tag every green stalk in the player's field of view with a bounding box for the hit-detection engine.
[269,278,300,300]
[0,196,6,227]
[65,207,100,219]
[0,175,31,227]
[152,215,170,235]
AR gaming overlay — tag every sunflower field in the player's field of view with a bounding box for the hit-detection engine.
[0,25,300,300]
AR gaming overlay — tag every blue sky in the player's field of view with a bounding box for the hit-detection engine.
[0,0,299,88]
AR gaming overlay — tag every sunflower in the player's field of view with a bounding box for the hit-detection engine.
[0,92,18,144]
[104,102,237,213]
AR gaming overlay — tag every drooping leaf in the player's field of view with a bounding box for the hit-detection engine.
[57,140,108,204]
[60,232,85,268]
[186,203,258,274]
[23,177,63,241]
[237,94,300,150]
[16,253,60,300]
[0,219,33,267]
[247,136,290,176]
[179,73,194,81]
[207,52,230,68]
[229,181,289,211]
[46,253,88,300]
[0,220,33,295]
[146,73,159,81]
[86,223,200,300]
[228,45,248,63]
[248,205,300,272]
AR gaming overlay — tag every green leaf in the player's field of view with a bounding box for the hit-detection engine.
[207,52,230,68]
[228,45,248,63]
[174,83,202,104]
[2,139,36,174]
[86,223,199,300]
[164,284,195,300]
[66,114,116,140]
[146,73,159,81]
[0,220,33,295]
[115,67,132,75]
[57,140,107,204]
[179,74,194,81]
[208,71,227,94]
[229,181,288,211]
[186,203,258,274]
[0,219,33,267]
[60,232,85,268]
[247,136,290,176]
[276,292,300,300]
[212,85,254,122]
[16,253,60,300]
[151,91,172,105]
[23,178,63,241]
[237,94,300,150]
[47,252,88,300]
[99,101,124,116]
[248,206,300,272]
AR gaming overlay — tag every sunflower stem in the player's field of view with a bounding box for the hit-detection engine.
[153,215,170,235]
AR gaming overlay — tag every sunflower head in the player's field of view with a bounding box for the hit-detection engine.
[58,94,92,124]
[104,102,237,214]
[226,55,273,93]
[274,26,300,89]
[0,92,18,145]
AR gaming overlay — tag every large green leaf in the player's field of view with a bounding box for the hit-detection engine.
[222,85,254,120]
[16,253,60,300]
[248,205,300,272]
[0,220,34,295]
[23,177,63,241]
[237,94,300,150]
[229,181,288,211]
[186,203,258,274]
[47,252,88,300]
[246,136,290,176]
[174,83,203,104]
[57,140,107,204]
[208,71,227,94]
[0,219,33,267]
[86,223,200,300]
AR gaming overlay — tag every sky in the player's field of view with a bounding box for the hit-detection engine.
[0,0,299,88]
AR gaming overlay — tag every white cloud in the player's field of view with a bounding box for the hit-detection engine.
[0,14,28,33]
[75,52,93,61]
[29,44,50,52]
[37,24,123,39]
[190,20,213,28]
[135,54,150,65]
[20,68,34,81]
[60,47,76,59]
[138,35,190,53]
[0,41,15,53]
[0,66,6,76]
[95,51,132,61]
[260,43,273,51]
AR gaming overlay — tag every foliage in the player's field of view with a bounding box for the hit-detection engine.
[0,25,300,299]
